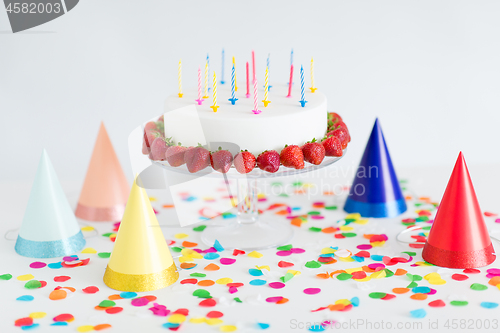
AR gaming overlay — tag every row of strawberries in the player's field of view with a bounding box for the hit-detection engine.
[142,112,350,174]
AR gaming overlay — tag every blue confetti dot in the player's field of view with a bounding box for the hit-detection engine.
[213,240,225,252]
[308,325,325,332]
[249,269,263,276]
[120,292,138,299]
[204,253,220,260]
[50,322,68,326]
[352,256,365,262]
[21,324,39,330]
[16,295,34,301]
[48,262,62,269]
[249,279,267,286]
[480,302,499,309]
[370,255,384,261]
[257,323,270,329]
[412,286,431,294]
[163,322,180,328]
[410,308,427,318]
[292,207,301,210]
[350,297,360,307]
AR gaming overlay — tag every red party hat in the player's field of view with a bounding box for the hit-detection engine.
[422,152,495,268]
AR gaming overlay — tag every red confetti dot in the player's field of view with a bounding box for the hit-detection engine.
[82,286,99,294]
[352,271,367,280]
[173,308,189,316]
[381,294,396,300]
[105,307,123,314]
[180,279,198,284]
[206,311,223,318]
[278,261,294,268]
[334,234,346,239]
[54,276,71,282]
[428,299,446,307]
[409,243,425,249]
[451,274,469,281]
[144,295,157,302]
[15,317,33,327]
[39,281,47,288]
[53,313,74,322]
[232,249,245,256]
[484,212,498,217]
[463,268,481,274]
[199,298,216,307]
[227,283,244,288]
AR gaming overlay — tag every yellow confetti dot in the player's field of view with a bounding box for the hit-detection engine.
[81,226,95,232]
[354,219,369,225]
[216,278,233,285]
[220,325,237,332]
[178,256,194,263]
[175,233,189,239]
[345,213,361,220]
[76,326,94,332]
[345,267,363,274]
[335,299,351,305]
[416,261,433,266]
[29,312,46,319]
[338,257,354,262]
[81,247,97,254]
[339,226,354,231]
[206,318,224,325]
[257,193,266,199]
[168,314,187,324]
[247,251,263,258]
[287,270,301,276]
[370,271,386,279]
[189,317,206,324]
[371,241,385,247]
[181,249,203,258]
[255,265,270,271]
[203,197,215,201]
[149,196,157,202]
[497,284,500,291]
[321,248,336,254]
[428,278,446,285]
[424,273,441,280]
[303,183,315,188]
[17,274,34,281]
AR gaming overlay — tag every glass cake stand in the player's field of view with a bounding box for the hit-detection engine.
[153,151,346,251]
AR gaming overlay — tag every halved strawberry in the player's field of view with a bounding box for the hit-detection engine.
[184,145,211,173]
[210,147,233,173]
[301,138,325,165]
[280,145,304,169]
[322,135,343,157]
[166,144,188,167]
[234,150,256,174]
[257,150,280,173]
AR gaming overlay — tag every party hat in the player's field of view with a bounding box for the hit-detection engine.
[344,119,407,218]
[75,122,129,221]
[103,176,178,292]
[422,152,495,268]
[15,150,85,258]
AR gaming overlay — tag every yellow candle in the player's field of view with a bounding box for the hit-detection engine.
[232,56,238,91]
[178,59,183,98]
[262,67,270,107]
[210,72,219,112]
[310,57,317,93]
[203,61,209,99]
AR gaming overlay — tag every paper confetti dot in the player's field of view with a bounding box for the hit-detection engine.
[76,325,94,332]
[94,324,112,330]
[470,283,488,291]
[305,261,321,269]
[248,251,263,258]
[216,278,233,285]
[220,258,236,265]
[17,295,34,301]
[193,289,212,298]
[29,312,46,319]
[204,263,220,271]
[451,274,469,281]
[480,302,498,309]
[412,286,431,294]
[82,286,99,294]
[0,273,13,280]
[199,298,216,307]
[304,288,321,295]
[336,273,353,281]
[48,263,62,269]
[99,300,116,308]
[174,233,189,239]
[29,262,46,269]
[53,313,74,322]
[220,325,237,332]
[204,253,220,260]
[131,297,150,306]
[206,311,223,318]
[54,276,71,282]
[24,280,42,289]
[269,282,286,289]
[49,289,67,300]
[198,280,215,287]
[450,300,468,306]
[249,269,263,276]
[410,308,426,318]
[120,292,137,299]
[15,317,33,327]
[97,252,111,258]
[428,299,445,307]
[17,274,35,281]
[249,279,266,286]
[392,288,410,294]
[105,307,123,314]
[81,248,97,254]
[369,292,387,299]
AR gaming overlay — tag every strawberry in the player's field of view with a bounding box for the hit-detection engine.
[143,121,158,154]
[210,147,233,173]
[257,150,280,173]
[149,136,172,161]
[327,112,342,130]
[322,135,343,157]
[301,138,325,165]
[233,150,256,174]
[184,145,211,173]
[280,145,304,169]
[165,144,188,167]
[327,128,349,149]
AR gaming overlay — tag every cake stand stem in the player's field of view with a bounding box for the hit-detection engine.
[236,178,258,224]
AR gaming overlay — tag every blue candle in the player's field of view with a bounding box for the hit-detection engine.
[266,53,272,91]
[221,48,225,84]
[290,49,294,67]
[228,64,238,105]
[207,53,210,92]
[299,65,307,107]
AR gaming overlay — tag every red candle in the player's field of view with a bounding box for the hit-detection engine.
[287,64,294,98]
[246,61,250,98]
[252,50,256,82]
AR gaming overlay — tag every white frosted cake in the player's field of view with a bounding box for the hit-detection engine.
[163,84,327,155]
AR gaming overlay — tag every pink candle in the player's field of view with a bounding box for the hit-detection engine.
[195,67,203,105]
[252,50,256,81]
[252,77,260,114]
[246,62,250,98]
[287,64,294,98]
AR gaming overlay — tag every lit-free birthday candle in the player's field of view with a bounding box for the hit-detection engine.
[290,48,294,67]
[178,59,183,98]
[232,56,238,91]
[195,67,203,105]
[266,53,272,91]
[203,61,209,99]
[252,76,261,114]
[210,72,219,112]
[262,67,270,107]
[286,64,294,98]
[309,57,317,93]
[299,65,307,107]
[221,48,225,84]
[245,61,250,98]
[228,64,238,105]
[252,50,256,82]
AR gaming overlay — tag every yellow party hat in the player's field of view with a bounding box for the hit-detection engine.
[103,176,178,291]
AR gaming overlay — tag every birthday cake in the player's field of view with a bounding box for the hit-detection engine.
[142,58,350,173]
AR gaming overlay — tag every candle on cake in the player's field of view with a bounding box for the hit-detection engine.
[178,59,183,98]
[203,60,209,99]
[299,65,307,107]
[232,56,238,91]
[286,64,294,98]
[245,61,250,98]
[309,57,317,93]
[252,76,261,114]
[195,67,203,105]
[221,48,225,84]
[228,64,238,105]
[210,72,219,112]
[262,67,270,107]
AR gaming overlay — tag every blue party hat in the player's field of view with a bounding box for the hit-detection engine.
[343,119,407,218]
[15,150,85,258]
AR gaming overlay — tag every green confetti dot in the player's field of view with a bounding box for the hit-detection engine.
[278,193,289,197]
[277,244,292,251]
[470,283,488,291]
[193,289,212,298]
[193,225,207,232]
[98,252,111,258]
[344,218,356,224]
[369,292,387,299]
[384,269,394,278]
[450,300,468,306]
[402,252,416,257]
[414,203,423,207]
[336,273,353,281]
[407,282,418,288]
[421,226,431,230]
[234,297,242,303]
[102,233,113,237]
[99,300,116,308]
[280,272,295,283]
[307,211,321,215]
[0,274,12,280]
[24,280,42,289]
[342,232,357,238]
[292,181,303,187]
[305,261,322,269]
[171,247,183,253]
[309,227,322,232]
[325,206,337,210]
[416,216,429,222]
[190,273,206,278]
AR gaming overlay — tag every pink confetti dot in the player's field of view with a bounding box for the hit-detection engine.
[276,251,292,256]
[29,262,47,269]
[487,268,500,276]
[131,297,150,307]
[266,296,283,303]
[228,286,238,294]
[357,244,372,250]
[311,215,324,220]
[290,248,305,254]
[220,258,236,265]
[304,288,321,295]
[269,282,285,289]
[62,256,77,262]
[495,218,500,223]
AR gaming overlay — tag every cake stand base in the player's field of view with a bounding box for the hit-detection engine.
[200,217,294,251]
